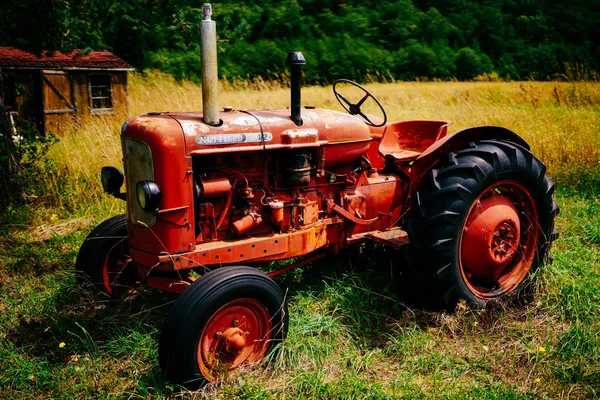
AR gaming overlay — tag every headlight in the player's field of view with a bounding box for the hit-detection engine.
[100,166,124,194]
[136,180,162,213]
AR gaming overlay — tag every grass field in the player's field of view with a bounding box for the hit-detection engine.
[1,74,599,399]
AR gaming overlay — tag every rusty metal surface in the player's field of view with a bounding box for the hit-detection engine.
[458,180,540,298]
[122,115,195,254]
[172,108,372,167]
[367,227,409,248]
[200,178,231,199]
[346,171,406,236]
[408,126,531,215]
[119,100,488,280]
[300,200,319,225]
[130,218,340,271]
[123,137,156,227]
[196,297,271,379]
[200,4,219,125]
[232,212,263,236]
[379,120,450,161]
[328,199,379,225]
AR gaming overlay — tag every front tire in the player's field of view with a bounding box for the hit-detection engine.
[407,140,559,309]
[75,214,135,297]
[159,266,288,389]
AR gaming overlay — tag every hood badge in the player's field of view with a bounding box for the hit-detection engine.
[195,132,273,146]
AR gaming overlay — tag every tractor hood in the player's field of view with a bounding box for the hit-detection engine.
[170,108,371,157]
[124,108,374,167]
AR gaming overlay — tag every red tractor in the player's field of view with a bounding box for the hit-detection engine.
[76,4,558,388]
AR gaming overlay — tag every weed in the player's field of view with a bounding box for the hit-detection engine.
[1,77,599,398]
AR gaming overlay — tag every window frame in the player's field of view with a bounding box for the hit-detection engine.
[88,73,114,115]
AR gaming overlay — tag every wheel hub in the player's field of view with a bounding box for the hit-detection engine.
[198,299,271,378]
[218,327,248,355]
[461,195,521,280]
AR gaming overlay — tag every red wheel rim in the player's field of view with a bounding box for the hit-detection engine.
[102,239,132,294]
[459,180,539,298]
[197,298,272,380]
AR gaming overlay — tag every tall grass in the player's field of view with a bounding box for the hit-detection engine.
[1,74,599,399]
[24,71,599,224]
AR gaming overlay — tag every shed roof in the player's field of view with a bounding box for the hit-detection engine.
[0,47,134,71]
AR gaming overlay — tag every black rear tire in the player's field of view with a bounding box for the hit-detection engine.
[75,214,135,298]
[406,140,559,310]
[159,266,288,389]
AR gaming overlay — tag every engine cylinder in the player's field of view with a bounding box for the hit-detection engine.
[199,178,231,199]
[285,151,311,186]
[232,212,262,235]
[269,200,285,230]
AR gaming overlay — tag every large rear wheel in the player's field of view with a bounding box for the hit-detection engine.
[407,140,559,309]
[159,266,288,389]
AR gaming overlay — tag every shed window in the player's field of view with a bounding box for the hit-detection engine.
[90,74,113,111]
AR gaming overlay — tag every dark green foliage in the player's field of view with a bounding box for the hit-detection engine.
[454,48,493,80]
[1,1,598,82]
[0,97,57,212]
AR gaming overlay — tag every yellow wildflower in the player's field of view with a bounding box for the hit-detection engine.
[50,214,59,222]
[535,378,541,383]
[538,346,546,353]
[59,342,66,348]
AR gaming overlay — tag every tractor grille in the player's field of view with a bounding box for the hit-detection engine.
[122,137,156,227]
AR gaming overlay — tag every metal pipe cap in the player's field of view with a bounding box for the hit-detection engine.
[286,52,306,66]
[202,3,212,20]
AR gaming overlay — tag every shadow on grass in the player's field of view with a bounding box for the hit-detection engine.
[0,220,571,397]
[272,245,538,350]
[2,282,177,396]
[0,227,179,397]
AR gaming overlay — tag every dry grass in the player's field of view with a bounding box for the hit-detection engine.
[2,73,599,399]
[36,72,600,223]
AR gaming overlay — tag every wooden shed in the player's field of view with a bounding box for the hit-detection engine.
[0,48,134,135]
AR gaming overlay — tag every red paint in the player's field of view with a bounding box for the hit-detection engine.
[101,240,131,295]
[379,120,450,161]
[461,195,521,278]
[200,178,231,199]
[197,299,271,379]
[117,106,536,285]
[459,181,539,298]
[409,126,530,213]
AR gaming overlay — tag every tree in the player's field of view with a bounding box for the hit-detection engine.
[454,47,493,80]
[0,69,27,213]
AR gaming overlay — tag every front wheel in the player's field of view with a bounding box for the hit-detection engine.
[159,266,288,389]
[407,140,559,310]
[75,214,135,297]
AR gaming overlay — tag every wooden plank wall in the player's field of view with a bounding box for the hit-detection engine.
[8,69,129,136]
[43,70,75,134]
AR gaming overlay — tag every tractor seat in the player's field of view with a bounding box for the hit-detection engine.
[378,120,451,162]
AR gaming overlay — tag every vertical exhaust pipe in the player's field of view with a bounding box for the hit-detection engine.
[286,52,306,126]
[201,3,220,125]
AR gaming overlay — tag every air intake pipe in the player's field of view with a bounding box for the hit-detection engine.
[201,3,220,126]
[286,52,306,126]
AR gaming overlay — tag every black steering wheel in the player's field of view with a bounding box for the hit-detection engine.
[333,79,387,127]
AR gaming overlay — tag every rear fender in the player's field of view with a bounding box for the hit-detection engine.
[409,126,530,214]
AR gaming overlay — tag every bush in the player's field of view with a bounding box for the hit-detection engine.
[454,47,493,80]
